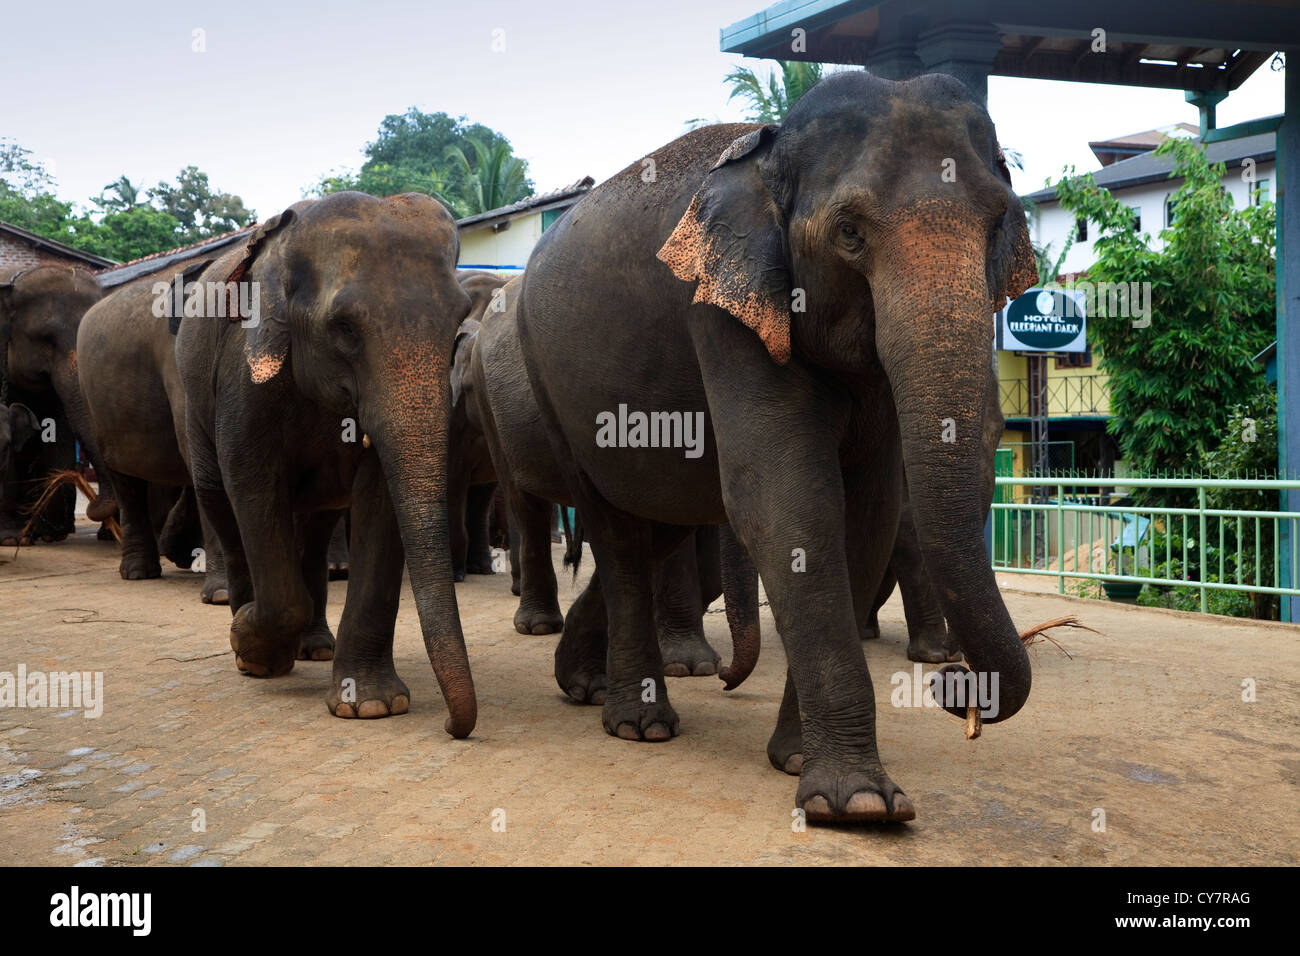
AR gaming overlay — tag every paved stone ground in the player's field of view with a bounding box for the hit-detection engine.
[2,517,1298,866]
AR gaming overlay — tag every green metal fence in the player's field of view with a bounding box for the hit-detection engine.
[990,477,1300,612]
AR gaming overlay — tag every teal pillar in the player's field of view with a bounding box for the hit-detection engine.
[1280,55,1298,620]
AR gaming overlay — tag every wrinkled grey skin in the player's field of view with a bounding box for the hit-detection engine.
[461,276,756,685]
[514,72,1037,824]
[176,191,478,738]
[864,377,1003,663]
[0,265,106,545]
[77,261,228,599]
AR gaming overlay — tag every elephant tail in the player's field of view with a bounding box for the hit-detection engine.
[561,506,583,579]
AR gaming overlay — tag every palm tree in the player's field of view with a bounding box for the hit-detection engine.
[95,175,143,212]
[725,61,828,122]
[441,136,532,216]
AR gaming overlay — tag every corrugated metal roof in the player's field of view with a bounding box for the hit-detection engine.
[455,176,595,230]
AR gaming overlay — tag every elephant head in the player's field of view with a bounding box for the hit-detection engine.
[0,402,40,477]
[210,190,477,737]
[0,265,109,511]
[659,71,1036,723]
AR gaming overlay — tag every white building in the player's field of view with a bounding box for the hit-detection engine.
[456,176,594,276]
[1025,121,1277,277]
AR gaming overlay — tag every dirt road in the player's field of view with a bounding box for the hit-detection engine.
[2,519,1297,866]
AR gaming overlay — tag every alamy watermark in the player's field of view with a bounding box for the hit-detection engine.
[890,663,999,719]
[1038,280,1152,328]
[0,665,103,718]
[151,276,260,327]
[595,404,705,459]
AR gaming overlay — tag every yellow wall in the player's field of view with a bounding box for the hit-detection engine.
[996,348,1110,419]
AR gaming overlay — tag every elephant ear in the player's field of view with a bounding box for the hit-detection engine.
[989,144,1038,310]
[222,209,297,384]
[449,319,480,408]
[657,125,792,365]
[8,402,39,453]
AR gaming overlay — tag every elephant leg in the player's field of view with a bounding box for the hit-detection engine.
[112,470,161,580]
[295,509,340,661]
[508,511,522,596]
[157,485,198,569]
[767,670,804,775]
[219,457,310,678]
[894,503,959,663]
[199,508,229,606]
[464,482,496,574]
[327,454,409,718]
[554,568,608,704]
[326,512,349,580]
[862,566,895,641]
[448,465,469,581]
[695,319,912,822]
[511,488,562,635]
[654,529,721,677]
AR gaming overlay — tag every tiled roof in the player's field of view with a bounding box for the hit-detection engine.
[455,176,595,229]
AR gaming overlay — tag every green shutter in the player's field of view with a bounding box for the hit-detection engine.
[541,209,562,231]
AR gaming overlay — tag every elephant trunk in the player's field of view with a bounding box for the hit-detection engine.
[368,363,477,739]
[52,353,116,521]
[718,523,761,690]
[872,223,1030,723]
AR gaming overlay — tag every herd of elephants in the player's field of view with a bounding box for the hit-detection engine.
[1,73,1039,825]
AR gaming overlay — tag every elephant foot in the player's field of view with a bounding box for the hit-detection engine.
[554,629,607,705]
[796,765,915,824]
[510,581,521,597]
[327,562,348,581]
[907,629,961,664]
[96,523,116,541]
[601,688,679,742]
[229,603,297,678]
[453,569,466,583]
[767,726,804,776]
[860,611,881,641]
[201,574,229,606]
[326,665,410,719]
[658,629,720,677]
[0,533,22,547]
[514,602,563,636]
[119,554,162,580]
[465,562,495,575]
[297,625,336,661]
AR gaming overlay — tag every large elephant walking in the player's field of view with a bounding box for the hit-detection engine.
[176,191,477,736]
[460,275,759,687]
[0,264,107,544]
[514,72,1036,823]
[77,262,229,599]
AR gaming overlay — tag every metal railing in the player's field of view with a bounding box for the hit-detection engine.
[999,373,1111,418]
[990,476,1300,612]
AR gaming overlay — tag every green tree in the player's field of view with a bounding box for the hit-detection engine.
[309,108,534,217]
[150,166,255,244]
[70,206,184,262]
[725,61,828,122]
[93,175,145,213]
[441,137,531,216]
[1053,138,1275,482]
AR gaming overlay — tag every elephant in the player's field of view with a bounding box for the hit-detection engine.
[513,72,1037,824]
[175,190,478,736]
[863,377,1004,664]
[76,259,229,600]
[461,275,759,686]
[447,270,510,581]
[0,402,40,500]
[0,264,107,544]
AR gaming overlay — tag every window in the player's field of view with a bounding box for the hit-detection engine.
[1075,217,1088,242]
[1165,196,1178,227]
[1056,348,1093,370]
[1253,178,1271,206]
[541,208,563,231]
[1129,206,1141,231]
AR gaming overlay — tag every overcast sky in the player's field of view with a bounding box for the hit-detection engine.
[5,0,1286,220]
